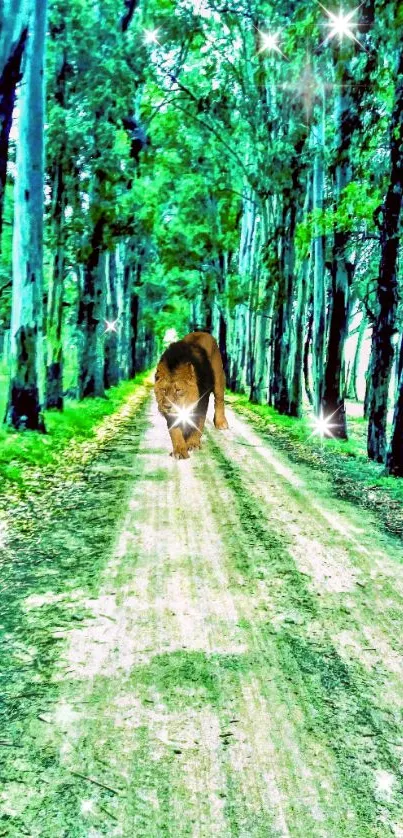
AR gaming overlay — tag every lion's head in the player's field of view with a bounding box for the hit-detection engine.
[154,361,200,418]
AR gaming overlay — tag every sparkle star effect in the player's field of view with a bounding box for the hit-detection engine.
[104,319,119,334]
[309,407,340,439]
[144,28,160,45]
[258,30,287,59]
[167,389,210,431]
[80,799,95,815]
[168,401,198,430]
[320,4,363,48]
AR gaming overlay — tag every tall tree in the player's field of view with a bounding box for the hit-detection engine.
[367,46,403,462]
[0,0,30,242]
[387,334,403,477]
[45,42,69,409]
[321,53,356,439]
[5,0,47,430]
[311,94,327,416]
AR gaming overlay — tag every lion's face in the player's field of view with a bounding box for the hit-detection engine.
[154,362,199,417]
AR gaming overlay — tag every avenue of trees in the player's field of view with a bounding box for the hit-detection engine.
[0,0,403,474]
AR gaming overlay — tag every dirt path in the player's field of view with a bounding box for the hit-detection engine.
[2,393,403,837]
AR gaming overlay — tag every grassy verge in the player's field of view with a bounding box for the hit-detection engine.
[227,392,403,539]
[0,372,150,491]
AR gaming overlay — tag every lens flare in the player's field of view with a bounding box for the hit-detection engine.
[320,4,363,47]
[170,403,198,430]
[258,30,287,57]
[144,28,160,45]
[104,319,119,334]
[309,407,340,439]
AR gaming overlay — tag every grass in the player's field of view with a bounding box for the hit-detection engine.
[227,392,403,537]
[0,371,149,489]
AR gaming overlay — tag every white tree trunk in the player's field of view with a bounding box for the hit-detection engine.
[0,0,31,239]
[6,0,47,429]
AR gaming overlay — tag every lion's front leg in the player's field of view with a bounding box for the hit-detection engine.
[169,426,189,459]
[186,430,202,451]
[186,402,209,451]
[211,349,229,430]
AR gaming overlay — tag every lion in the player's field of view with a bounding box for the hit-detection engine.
[154,331,229,459]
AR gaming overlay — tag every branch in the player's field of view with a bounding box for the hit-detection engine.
[144,95,180,128]
[362,286,376,324]
[0,279,12,297]
[352,232,381,242]
[170,101,250,180]
[120,0,139,32]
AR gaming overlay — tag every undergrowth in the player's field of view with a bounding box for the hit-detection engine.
[228,392,403,537]
[0,372,149,488]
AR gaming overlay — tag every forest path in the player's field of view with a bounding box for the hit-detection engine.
[2,393,403,838]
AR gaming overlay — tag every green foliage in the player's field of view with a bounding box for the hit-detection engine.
[0,372,149,487]
[2,0,402,457]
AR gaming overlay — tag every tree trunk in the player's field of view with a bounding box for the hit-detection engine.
[201,273,213,332]
[77,221,106,399]
[304,301,314,407]
[46,47,69,408]
[116,243,131,380]
[363,362,372,419]
[367,48,403,462]
[46,160,65,409]
[271,201,297,414]
[218,308,228,380]
[0,0,30,243]
[6,0,47,431]
[288,178,312,417]
[231,187,258,394]
[104,250,120,388]
[346,313,366,401]
[130,286,139,378]
[321,61,356,439]
[311,102,327,415]
[250,306,272,404]
[387,335,403,476]
[321,235,353,438]
[289,252,311,418]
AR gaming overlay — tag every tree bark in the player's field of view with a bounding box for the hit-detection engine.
[104,250,120,388]
[367,48,403,462]
[304,300,314,407]
[271,200,297,413]
[129,277,140,377]
[321,230,354,438]
[116,243,131,380]
[120,0,140,32]
[46,153,67,408]
[6,0,47,431]
[45,223,65,408]
[311,99,327,415]
[45,48,69,409]
[218,308,228,380]
[321,59,356,439]
[346,313,366,401]
[387,335,403,476]
[288,178,312,417]
[0,0,30,243]
[77,220,106,399]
